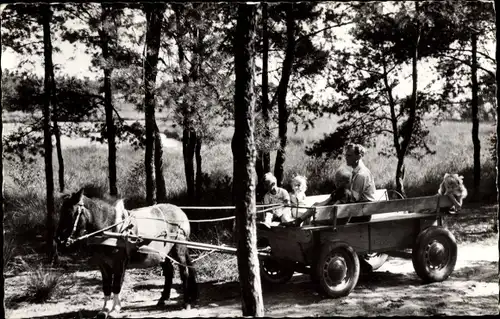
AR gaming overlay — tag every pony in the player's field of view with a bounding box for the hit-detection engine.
[55,188,198,318]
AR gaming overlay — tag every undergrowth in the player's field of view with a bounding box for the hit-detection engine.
[8,259,74,304]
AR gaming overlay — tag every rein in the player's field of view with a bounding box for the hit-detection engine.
[65,204,131,245]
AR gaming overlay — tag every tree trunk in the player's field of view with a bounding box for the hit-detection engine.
[395,160,406,198]
[261,3,271,175]
[143,3,165,205]
[494,8,500,293]
[232,3,264,316]
[195,136,202,204]
[101,3,118,197]
[42,4,56,260]
[395,1,421,197]
[154,122,167,203]
[1,48,4,266]
[494,0,499,236]
[53,121,65,193]
[274,4,295,186]
[174,5,197,202]
[256,2,271,202]
[183,128,196,200]
[471,31,480,195]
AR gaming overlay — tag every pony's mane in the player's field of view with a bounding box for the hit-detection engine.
[83,195,119,227]
[82,185,120,203]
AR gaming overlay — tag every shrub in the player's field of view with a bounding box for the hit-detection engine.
[21,259,70,303]
[3,190,47,239]
[200,170,233,206]
[194,252,238,283]
[3,235,16,270]
[488,133,496,164]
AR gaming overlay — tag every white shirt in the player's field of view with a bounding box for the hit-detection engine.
[263,187,291,218]
[351,160,376,202]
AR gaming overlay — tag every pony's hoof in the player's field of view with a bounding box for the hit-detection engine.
[184,303,192,310]
[96,311,108,319]
[108,309,123,318]
[157,299,166,307]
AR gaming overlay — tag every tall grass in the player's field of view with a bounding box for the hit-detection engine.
[18,259,71,303]
[3,120,496,242]
[3,235,17,271]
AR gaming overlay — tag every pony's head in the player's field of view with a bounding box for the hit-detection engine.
[55,188,91,248]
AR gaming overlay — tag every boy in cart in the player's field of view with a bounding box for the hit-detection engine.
[261,172,294,227]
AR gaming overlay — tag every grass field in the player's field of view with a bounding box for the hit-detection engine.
[3,114,496,242]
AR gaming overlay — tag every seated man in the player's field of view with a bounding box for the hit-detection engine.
[345,143,376,223]
[261,172,293,227]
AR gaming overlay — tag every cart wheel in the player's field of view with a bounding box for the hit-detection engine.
[316,241,360,298]
[362,252,389,271]
[412,226,457,283]
[260,258,295,284]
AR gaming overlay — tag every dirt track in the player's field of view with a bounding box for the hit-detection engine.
[5,234,498,318]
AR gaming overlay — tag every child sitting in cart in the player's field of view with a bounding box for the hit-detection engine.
[261,172,294,227]
[290,174,308,219]
[287,167,355,227]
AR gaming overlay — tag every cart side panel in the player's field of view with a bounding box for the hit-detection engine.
[258,227,314,264]
[366,218,424,253]
[319,216,439,254]
[318,226,369,253]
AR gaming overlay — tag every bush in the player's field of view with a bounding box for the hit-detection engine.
[21,259,71,303]
[488,133,496,163]
[3,235,16,271]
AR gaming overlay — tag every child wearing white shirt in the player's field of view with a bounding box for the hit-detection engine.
[262,172,293,226]
[289,175,308,220]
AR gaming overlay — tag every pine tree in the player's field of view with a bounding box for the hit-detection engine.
[232,3,264,316]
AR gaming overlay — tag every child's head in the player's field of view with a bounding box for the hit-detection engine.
[263,172,278,195]
[439,173,467,197]
[334,167,352,189]
[291,175,307,194]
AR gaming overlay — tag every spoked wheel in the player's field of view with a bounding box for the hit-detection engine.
[412,226,457,282]
[260,258,295,284]
[316,241,360,298]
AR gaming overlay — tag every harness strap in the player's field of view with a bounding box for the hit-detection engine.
[137,245,195,268]
[68,204,84,241]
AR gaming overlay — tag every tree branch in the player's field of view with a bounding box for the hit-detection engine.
[442,47,495,64]
[381,50,400,154]
[440,54,495,77]
[295,21,355,43]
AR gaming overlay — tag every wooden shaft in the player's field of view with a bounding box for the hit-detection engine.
[102,231,271,257]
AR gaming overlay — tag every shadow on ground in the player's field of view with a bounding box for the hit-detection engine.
[8,309,100,319]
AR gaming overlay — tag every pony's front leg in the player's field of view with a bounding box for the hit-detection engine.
[97,264,113,319]
[157,259,174,307]
[109,258,128,316]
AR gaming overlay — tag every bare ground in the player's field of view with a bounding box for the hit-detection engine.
[4,207,499,318]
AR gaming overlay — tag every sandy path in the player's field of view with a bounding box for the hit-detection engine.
[5,236,498,318]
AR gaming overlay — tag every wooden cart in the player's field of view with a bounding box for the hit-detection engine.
[257,190,458,298]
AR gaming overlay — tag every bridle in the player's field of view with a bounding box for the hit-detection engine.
[65,203,85,247]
